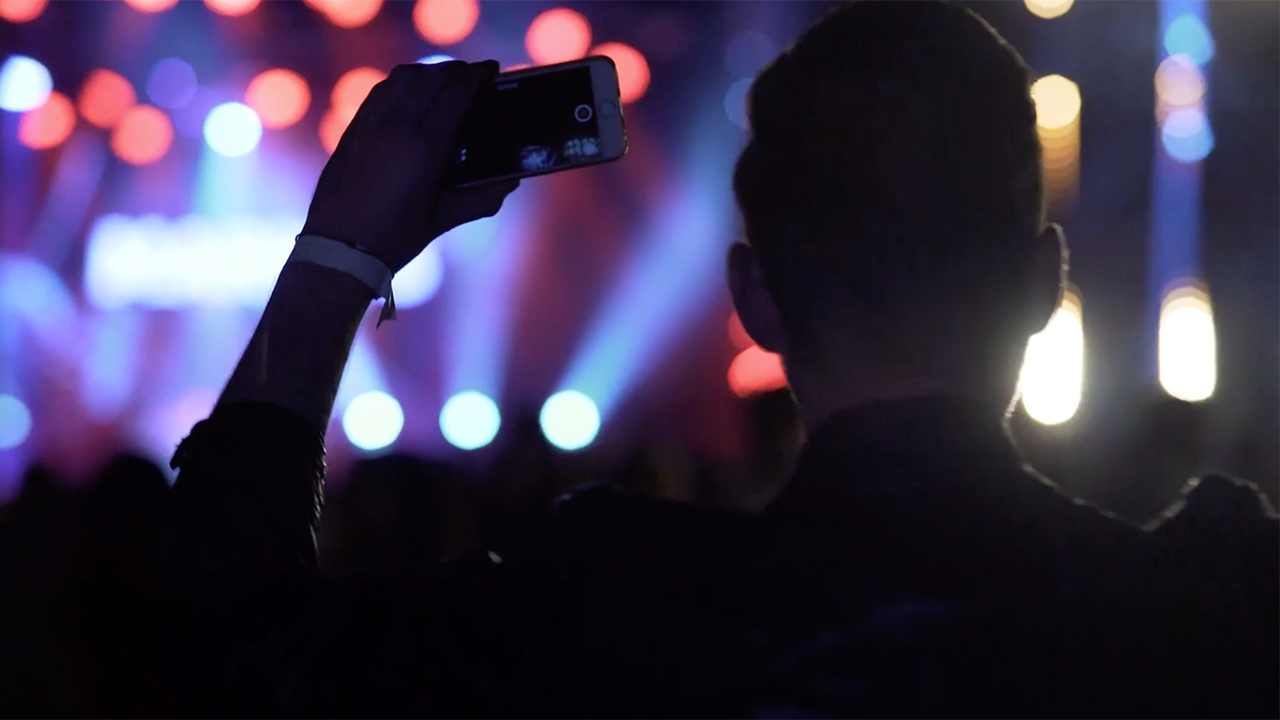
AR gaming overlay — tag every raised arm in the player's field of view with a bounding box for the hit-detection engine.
[153,60,519,715]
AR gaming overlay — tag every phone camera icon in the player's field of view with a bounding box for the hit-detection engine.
[574,104,594,122]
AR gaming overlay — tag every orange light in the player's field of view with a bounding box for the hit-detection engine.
[110,105,173,165]
[728,345,787,398]
[0,0,48,23]
[313,0,382,28]
[78,69,137,129]
[245,69,311,129]
[203,0,260,16]
[124,0,179,12]
[525,8,592,66]
[591,42,649,104]
[728,312,753,350]
[331,66,385,112]
[18,91,75,150]
[319,104,357,154]
[413,0,479,46]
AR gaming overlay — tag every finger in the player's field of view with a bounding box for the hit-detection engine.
[419,59,500,141]
[430,179,520,234]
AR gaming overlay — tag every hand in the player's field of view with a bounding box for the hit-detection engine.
[301,60,519,273]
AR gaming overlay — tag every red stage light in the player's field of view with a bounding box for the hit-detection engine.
[124,0,179,13]
[331,66,385,112]
[204,0,260,17]
[78,69,137,129]
[525,8,592,66]
[110,105,173,165]
[413,0,479,46]
[314,0,382,28]
[591,42,650,104]
[0,0,48,23]
[246,69,310,129]
[319,104,357,154]
[728,345,787,398]
[728,312,753,350]
[18,91,75,150]
[503,63,531,72]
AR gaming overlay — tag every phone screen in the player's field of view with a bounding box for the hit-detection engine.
[449,66,605,186]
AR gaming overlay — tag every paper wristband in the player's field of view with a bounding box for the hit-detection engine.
[289,234,396,327]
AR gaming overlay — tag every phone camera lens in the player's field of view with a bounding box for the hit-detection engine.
[574,104,594,122]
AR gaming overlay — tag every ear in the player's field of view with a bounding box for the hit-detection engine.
[728,243,788,355]
[1027,223,1068,334]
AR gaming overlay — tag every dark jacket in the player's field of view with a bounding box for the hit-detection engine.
[154,397,1278,718]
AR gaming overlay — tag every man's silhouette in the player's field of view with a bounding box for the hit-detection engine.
[155,2,1278,716]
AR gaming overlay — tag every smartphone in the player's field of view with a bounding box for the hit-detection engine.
[448,56,628,187]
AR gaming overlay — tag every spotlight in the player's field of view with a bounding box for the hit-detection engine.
[540,390,600,451]
[390,244,444,309]
[146,57,198,109]
[0,55,52,112]
[439,391,501,450]
[1161,106,1214,163]
[0,394,32,450]
[110,105,173,165]
[724,30,777,77]
[1023,0,1074,20]
[78,69,137,128]
[203,102,263,157]
[1018,289,1084,425]
[0,0,47,23]
[1164,15,1214,66]
[245,68,310,129]
[590,42,649,104]
[342,390,404,451]
[17,91,75,150]
[724,77,752,129]
[525,8,591,66]
[1030,74,1081,130]
[413,0,480,46]
[1159,283,1215,402]
[417,54,455,65]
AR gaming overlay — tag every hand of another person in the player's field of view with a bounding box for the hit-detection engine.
[301,60,519,273]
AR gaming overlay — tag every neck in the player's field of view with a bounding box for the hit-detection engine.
[789,372,1016,435]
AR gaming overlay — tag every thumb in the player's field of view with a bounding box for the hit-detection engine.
[428,180,520,237]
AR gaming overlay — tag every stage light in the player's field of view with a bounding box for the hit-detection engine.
[1030,74,1080,131]
[540,390,600,451]
[525,8,591,66]
[391,244,443,309]
[319,104,356,153]
[1155,54,1204,108]
[591,42,649,104]
[728,346,787,398]
[728,311,753,350]
[1018,289,1084,425]
[79,69,136,129]
[1159,283,1215,402]
[417,54,455,65]
[0,0,48,23]
[204,0,259,16]
[1161,106,1213,163]
[1023,0,1074,19]
[439,391,501,450]
[1164,15,1214,66]
[724,77,752,129]
[18,91,74,150]
[342,390,404,451]
[413,0,479,47]
[203,102,262,157]
[245,68,310,129]
[124,0,178,13]
[0,55,52,112]
[0,394,32,451]
[146,57,197,109]
[724,30,777,78]
[110,105,173,165]
[331,66,385,111]
[317,0,382,28]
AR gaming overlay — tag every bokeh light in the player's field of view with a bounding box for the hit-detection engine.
[591,42,649,104]
[1155,54,1205,109]
[728,346,787,398]
[1018,289,1084,425]
[0,55,52,112]
[390,243,444,309]
[0,394,32,451]
[342,390,404,451]
[110,105,173,165]
[17,90,75,150]
[724,30,777,78]
[309,0,383,28]
[146,57,198,109]
[1023,0,1074,20]
[525,8,592,66]
[727,311,753,350]
[319,104,357,153]
[245,68,310,129]
[1030,74,1081,130]
[331,66,385,111]
[124,0,179,13]
[439,390,501,450]
[1164,15,1215,66]
[540,390,600,451]
[0,0,48,23]
[413,0,480,47]
[418,54,455,65]
[1159,283,1216,402]
[78,69,137,128]
[203,102,262,157]
[1161,106,1214,163]
[203,0,260,16]
[724,77,752,129]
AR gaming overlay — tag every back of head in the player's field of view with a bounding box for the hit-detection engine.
[734,1,1049,376]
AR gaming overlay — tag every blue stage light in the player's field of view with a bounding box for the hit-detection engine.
[724,31,777,78]
[439,390,501,450]
[146,57,197,109]
[724,78,752,129]
[1161,106,1214,163]
[0,55,52,112]
[1164,15,1214,66]
[0,394,32,450]
[418,54,455,65]
[539,390,599,451]
[203,102,263,157]
[342,390,404,451]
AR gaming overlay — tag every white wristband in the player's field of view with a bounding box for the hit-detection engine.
[288,234,396,326]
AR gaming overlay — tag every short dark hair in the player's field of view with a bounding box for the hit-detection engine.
[733,1,1045,352]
